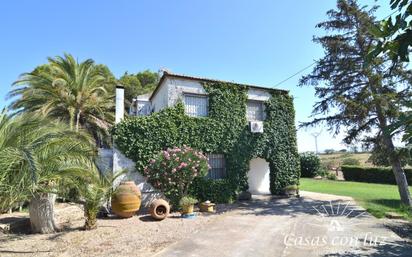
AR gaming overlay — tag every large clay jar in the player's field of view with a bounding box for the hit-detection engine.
[149,199,170,220]
[111,181,141,218]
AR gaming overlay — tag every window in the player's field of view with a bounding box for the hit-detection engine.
[184,94,208,117]
[247,100,265,121]
[207,154,226,179]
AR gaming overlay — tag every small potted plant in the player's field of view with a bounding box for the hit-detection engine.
[179,196,198,215]
[283,185,298,197]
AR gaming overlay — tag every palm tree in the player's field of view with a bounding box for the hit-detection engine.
[9,53,115,146]
[79,171,115,230]
[0,111,96,233]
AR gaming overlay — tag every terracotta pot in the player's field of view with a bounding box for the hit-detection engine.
[149,199,170,220]
[111,181,141,218]
[181,204,194,214]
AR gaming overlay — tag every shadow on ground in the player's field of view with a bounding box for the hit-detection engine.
[236,196,368,219]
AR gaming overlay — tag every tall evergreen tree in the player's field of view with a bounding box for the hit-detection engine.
[300,0,412,207]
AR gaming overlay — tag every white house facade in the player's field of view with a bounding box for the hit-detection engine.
[126,72,279,194]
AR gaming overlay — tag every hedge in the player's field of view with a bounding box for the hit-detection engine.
[189,177,236,203]
[341,166,412,185]
[112,81,300,201]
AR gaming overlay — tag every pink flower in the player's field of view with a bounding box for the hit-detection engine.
[163,151,171,160]
[149,159,156,164]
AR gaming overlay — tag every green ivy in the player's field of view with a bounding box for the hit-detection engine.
[112,82,300,202]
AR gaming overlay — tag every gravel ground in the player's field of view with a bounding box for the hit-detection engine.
[0,203,233,257]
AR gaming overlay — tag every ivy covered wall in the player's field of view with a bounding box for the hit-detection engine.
[112,82,300,202]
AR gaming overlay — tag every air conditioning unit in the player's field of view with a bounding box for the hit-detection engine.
[250,121,264,133]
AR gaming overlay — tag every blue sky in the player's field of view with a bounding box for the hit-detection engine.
[0,0,391,152]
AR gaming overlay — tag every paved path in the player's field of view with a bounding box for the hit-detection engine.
[156,192,412,257]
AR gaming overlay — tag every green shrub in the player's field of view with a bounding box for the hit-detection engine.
[316,166,329,177]
[189,177,235,203]
[341,158,360,166]
[144,146,209,207]
[326,172,337,180]
[300,152,321,177]
[341,166,412,185]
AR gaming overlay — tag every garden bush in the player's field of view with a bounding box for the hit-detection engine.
[189,177,236,203]
[341,166,412,185]
[326,172,337,180]
[144,146,209,207]
[300,152,321,177]
[341,158,360,166]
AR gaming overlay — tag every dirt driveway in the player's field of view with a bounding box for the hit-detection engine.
[156,192,412,257]
[1,192,411,257]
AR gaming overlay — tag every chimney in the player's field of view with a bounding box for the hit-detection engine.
[115,85,125,124]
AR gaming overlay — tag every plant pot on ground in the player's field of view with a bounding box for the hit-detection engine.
[111,181,141,218]
[179,196,198,215]
[149,199,170,220]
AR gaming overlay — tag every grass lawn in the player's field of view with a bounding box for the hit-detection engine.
[300,178,412,219]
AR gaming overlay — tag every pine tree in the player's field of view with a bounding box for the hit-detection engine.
[300,0,412,207]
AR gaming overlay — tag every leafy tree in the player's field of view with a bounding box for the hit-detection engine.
[299,0,412,207]
[368,139,411,167]
[9,54,115,146]
[119,72,142,107]
[369,0,412,62]
[0,111,96,233]
[369,1,412,162]
[118,70,159,109]
[324,149,335,154]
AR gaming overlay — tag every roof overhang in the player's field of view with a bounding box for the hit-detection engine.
[149,71,289,101]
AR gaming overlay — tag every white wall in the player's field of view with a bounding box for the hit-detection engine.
[247,88,272,101]
[167,77,207,106]
[247,158,271,194]
[152,77,273,110]
[97,148,163,207]
[151,79,169,112]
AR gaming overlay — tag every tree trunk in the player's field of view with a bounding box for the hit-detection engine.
[29,193,59,234]
[75,110,81,132]
[373,97,412,207]
[84,209,97,230]
[381,134,412,207]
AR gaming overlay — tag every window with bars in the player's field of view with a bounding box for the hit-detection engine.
[207,154,226,179]
[246,100,265,121]
[184,94,208,117]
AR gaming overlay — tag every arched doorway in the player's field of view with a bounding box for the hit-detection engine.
[247,158,270,194]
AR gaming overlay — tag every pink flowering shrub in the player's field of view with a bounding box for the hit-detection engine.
[143,145,209,207]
